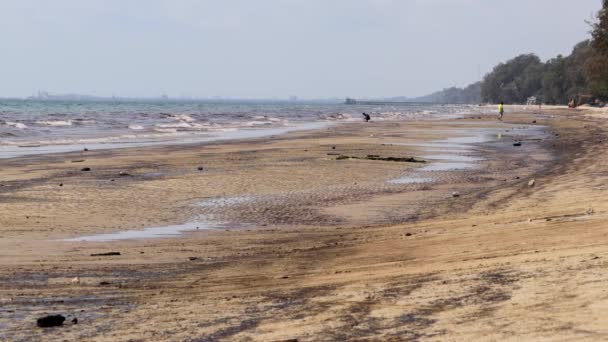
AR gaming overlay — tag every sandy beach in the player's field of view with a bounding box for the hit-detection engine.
[2,106,608,341]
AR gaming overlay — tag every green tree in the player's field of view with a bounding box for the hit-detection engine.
[411,82,481,104]
[479,42,591,105]
[430,2,602,105]
[586,0,608,99]
[541,55,567,104]
[565,40,591,99]
[481,54,543,103]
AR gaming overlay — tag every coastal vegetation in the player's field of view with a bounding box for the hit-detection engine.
[418,1,608,105]
[412,82,481,104]
[586,0,608,100]
[481,42,591,104]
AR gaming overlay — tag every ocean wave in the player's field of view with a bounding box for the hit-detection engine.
[252,115,283,122]
[245,121,273,127]
[154,121,218,131]
[72,119,97,125]
[163,114,196,122]
[190,122,212,129]
[156,122,193,129]
[0,102,474,151]
[1,130,207,147]
[208,127,238,133]
[35,120,73,127]
[322,113,353,121]
[4,121,28,129]
[154,128,179,133]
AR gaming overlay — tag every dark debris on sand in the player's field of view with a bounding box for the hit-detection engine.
[336,155,426,163]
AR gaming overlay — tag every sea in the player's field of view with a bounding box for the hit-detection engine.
[0,99,480,158]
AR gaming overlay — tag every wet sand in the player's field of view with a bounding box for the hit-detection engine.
[1,107,607,341]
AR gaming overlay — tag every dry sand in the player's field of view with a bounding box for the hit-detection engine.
[1,107,607,341]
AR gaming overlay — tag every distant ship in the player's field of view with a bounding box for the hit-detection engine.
[344,98,357,105]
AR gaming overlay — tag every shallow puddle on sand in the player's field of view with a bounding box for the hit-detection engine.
[63,220,220,242]
[422,154,484,162]
[391,142,472,151]
[419,162,476,172]
[64,196,260,242]
[439,135,491,144]
[387,176,433,184]
[197,195,258,208]
[387,133,487,181]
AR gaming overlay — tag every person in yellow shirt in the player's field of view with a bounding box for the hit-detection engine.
[498,102,504,120]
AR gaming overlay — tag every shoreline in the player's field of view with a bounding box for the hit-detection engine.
[0,102,482,160]
[0,121,333,160]
[3,108,603,340]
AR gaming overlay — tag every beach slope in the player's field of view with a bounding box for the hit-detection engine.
[1,107,608,341]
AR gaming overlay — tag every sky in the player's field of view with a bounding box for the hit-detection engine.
[0,0,602,99]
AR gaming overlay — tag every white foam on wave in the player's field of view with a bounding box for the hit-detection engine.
[327,113,353,121]
[245,121,273,127]
[156,119,220,131]
[3,130,207,146]
[170,114,196,122]
[5,122,28,129]
[0,121,332,159]
[128,124,145,130]
[156,122,192,129]
[36,120,73,127]
[190,122,212,129]
[208,127,238,133]
[154,128,179,133]
[254,115,284,122]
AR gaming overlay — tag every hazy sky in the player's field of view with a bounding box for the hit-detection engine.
[0,0,601,99]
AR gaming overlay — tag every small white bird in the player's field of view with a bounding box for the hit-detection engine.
[71,277,80,284]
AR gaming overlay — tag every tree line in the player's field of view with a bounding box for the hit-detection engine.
[412,82,481,104]
[418,1,608,105]
[483,0,608,105]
